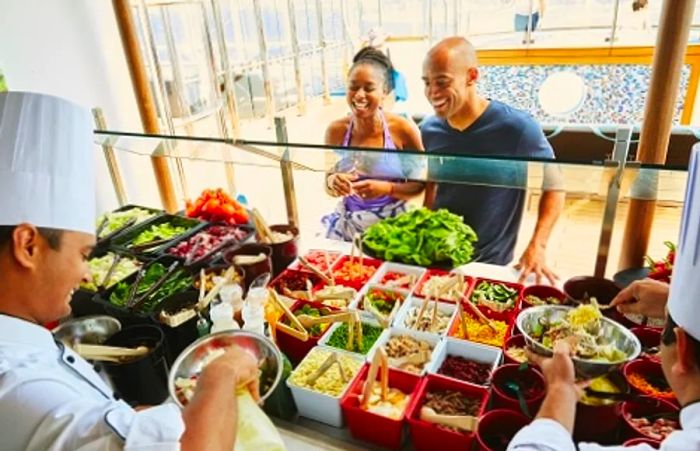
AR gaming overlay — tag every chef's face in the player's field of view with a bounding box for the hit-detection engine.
[347,63,387,119]
[36,230,94,322]
[422,52,477,119]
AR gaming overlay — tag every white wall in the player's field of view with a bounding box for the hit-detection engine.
[0,0,160,212]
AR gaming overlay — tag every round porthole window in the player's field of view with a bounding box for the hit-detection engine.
[537,71,587,117]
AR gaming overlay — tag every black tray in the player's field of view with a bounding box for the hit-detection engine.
[96,256,195,323]
[159,223,255,270]
[110,214,207,257]
[96,204,164,248]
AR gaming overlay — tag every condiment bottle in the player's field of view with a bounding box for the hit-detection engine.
[210,302,240,333]
[242,287,266,335]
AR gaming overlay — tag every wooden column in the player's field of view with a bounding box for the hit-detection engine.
[112,0,178,212]
[618,0,696,270]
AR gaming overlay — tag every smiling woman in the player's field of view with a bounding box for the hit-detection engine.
[321,47,426,242]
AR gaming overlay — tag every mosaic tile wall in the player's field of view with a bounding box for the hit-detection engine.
[479,64,692,124]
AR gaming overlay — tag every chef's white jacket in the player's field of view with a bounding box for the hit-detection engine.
[0,315,184,450]
[508,403,700,451]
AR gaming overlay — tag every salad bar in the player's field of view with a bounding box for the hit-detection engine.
[66,201,678,450]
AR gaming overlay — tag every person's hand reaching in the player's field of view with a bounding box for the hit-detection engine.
[609,279,669,320]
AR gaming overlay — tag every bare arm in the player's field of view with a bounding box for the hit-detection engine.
[324,121,353,197]
[517,190,564,284]
[530,190,564,249]
[423,182,437,209]
[180,347,259,451]
[391,117,426,201]
[528,341,580,435]
[352,116,426,201]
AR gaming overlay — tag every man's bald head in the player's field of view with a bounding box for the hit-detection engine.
[422,37,481,120]
[425,37,478,72]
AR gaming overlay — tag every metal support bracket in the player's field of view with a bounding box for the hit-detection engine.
[594,125,632,277]
[275,117,300,228]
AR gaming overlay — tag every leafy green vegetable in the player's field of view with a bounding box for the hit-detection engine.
[109,262,192,312]
[325,322,382,354]
[81,253,141,292]
[97,207,157,239]
[130,223,188,246]
[363,208,478,267]
[294,304,324,336]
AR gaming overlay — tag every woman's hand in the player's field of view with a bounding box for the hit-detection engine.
[352,180,392,199]
[327,172,358,196]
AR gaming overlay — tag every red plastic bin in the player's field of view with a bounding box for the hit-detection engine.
[406,374,489,451]
[275,299,339,365]
[521,284,567,308]
[340,364,421,449]
[623,359,677,404]
[468,278,523,323]
[331,255,382,291]
[623,438,661,448]
[491,364,545,416]
[502,334,529,366]
[476,409,530,451]
[414,269,473,303]
[269,269,326,294]
[290,249,341,273]
[631,327,662,362]
[621,396,680,441]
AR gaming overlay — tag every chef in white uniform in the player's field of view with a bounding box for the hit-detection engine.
[508,146,700,450]
[0,91,260,451]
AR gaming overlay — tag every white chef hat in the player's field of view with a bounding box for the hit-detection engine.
[0,92,95,234]
[668,144,700,340]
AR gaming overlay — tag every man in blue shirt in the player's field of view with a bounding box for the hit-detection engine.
[421,37,564,284]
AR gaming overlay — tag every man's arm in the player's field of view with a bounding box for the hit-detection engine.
[181,346,259,451]
[516,118,564,285]
[507,342,580,451]
[517,190,564,284]
[423,182,437,209]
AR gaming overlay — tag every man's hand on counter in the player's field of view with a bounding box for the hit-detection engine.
[516,241,559,285]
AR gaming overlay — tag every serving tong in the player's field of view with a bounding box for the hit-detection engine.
[412,277,461,332]
[127,261,181,310]
[251,208,274,244]
[99,253,123,289]
[459,292,498,333]
[306,351,349,386]
[363,292,401,329]
[361,347,389,409]
[97,216,138,240]
[298,256,334,286]
[270,289,310,342]
[74,343,149,363]
[420,406,479,432]
[129,237,174,253]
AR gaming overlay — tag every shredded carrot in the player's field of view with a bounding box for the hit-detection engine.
[627,372,675,399]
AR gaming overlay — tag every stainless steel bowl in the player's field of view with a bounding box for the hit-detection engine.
[52,315,122,345]
[516,305,641,379]
[168,330,283,408]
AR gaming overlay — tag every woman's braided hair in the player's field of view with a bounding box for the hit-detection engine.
[350,46,395,93]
